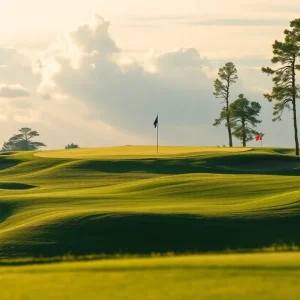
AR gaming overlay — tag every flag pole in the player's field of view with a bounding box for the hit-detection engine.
[157,113,158,154]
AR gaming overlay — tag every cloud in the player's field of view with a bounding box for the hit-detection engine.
[0,45,133,148]
[0,84,30,98]
[0,13,289,149]
[248,2,300,13]
[182,19,289,27]
[127,14,291,28]
[211,56,271,68]
[0,49,39,89]
[34,14,296,148]
[36,15,217,138]
[0,49,40,132]
[130,15,195,21]
[148,48,208,72]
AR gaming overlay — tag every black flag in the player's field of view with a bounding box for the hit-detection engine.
[153,116,158,128]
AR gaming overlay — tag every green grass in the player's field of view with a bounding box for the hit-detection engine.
[2,252,300,299]
[35,145,252,159]
[2,146,300,298]
[0,147,298,256]
[1,146,300,257]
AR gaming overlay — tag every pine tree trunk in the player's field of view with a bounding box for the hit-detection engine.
[292,62,299,156]
[242,122,246,147]
[227,115,233,147]
[292,100,299,156]
[226,99,233,147]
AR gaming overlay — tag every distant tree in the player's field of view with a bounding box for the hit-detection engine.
[262,18,300,156]
[213,62,238,147]
[229,94,262,147]
[1,128,46,151]
[65,143,79,149]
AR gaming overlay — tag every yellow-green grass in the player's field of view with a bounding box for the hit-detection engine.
[35,145,252,159]
[2,146,300,298]
[1,146,300,258]
[2,252,300,299]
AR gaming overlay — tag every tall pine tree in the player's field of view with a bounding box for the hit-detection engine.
[213,62,238,147]
[262,18,300,156]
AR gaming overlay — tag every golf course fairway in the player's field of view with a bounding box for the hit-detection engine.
[2,252,300,299]
[1,146,300,299]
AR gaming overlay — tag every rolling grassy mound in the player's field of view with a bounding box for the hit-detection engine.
[1,146,300,258]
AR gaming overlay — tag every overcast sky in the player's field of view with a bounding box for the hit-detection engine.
[0,0,300,149]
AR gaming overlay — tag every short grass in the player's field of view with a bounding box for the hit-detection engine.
[2,252,300,299]
[35,145,252,159]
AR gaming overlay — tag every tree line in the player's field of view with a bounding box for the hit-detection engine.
[213,18,300,155]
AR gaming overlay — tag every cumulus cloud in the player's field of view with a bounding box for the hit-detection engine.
[33,13,295,147]
[0,49,39,89]
[0,14,293,148]
[0,84,30,98]
[36,14,221,143]
[0,49,40,137]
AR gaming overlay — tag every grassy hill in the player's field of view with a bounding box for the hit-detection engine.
[1,146,300,258]
[2,146,300,298]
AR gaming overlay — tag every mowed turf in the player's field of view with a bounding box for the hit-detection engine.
[2,146,300,299]
[35,145,252,159]
[1,145,300,258]
[2,253,300,299]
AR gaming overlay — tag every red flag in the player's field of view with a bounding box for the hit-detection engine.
[256,133,263,141]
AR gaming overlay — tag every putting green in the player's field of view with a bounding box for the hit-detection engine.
[35,146,253,159]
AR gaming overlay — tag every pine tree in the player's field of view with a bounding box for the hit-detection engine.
[262,18,300,156]
[213,62,238,147]
[1,128,46,151]
[229,94,262,147]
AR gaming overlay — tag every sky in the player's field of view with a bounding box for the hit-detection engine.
[0,0,300,149]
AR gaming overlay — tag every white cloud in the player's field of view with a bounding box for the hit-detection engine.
[36,15,218,140]
[34,14,297,148]
[0,14,297,149]
[0,84,30,98]
[0,42,147,149]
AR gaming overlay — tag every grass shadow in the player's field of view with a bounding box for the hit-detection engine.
[3,213,300,258]
[69,153,300,177]
[0,183,36,190]
[0,203,13,224]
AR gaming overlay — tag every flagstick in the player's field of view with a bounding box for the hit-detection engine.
[157,114,159,154]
